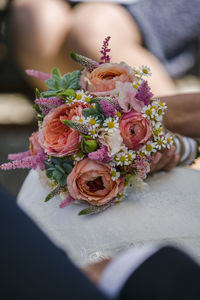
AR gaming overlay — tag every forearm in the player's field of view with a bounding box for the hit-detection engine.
[161,93,200,137]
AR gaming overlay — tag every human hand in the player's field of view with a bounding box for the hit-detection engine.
[150,145,180,173]
[82,258,111,284]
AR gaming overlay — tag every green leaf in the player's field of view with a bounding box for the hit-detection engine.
[45,185,65,202]
[78,202,113,216]
[62,163,73,174]
[51,67,61,79]
[57,89,76,98]
[35,88,41,98]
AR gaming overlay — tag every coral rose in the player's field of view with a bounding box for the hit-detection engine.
[39,104,84,157]
[80,62,135,96]
[29,131,44,155]
[67,158,124,206]
[119,111,152,150]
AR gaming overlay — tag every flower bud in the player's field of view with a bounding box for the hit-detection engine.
[81,135,98,153]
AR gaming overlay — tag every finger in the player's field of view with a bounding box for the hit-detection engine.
[164,153,180,171]
[150,152,162,173]
[152,146,176,172]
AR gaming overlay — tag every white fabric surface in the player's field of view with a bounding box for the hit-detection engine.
[99,244,159,298]
[17,167,200,266]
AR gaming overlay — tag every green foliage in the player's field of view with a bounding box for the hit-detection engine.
[44,156,74,187]
[82,101,105,123]
[81,135,98,153]
[45,185,65,202]
[78,202,113,216]
[44,67,81,92]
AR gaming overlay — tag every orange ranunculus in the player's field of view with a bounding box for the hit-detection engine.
[80,62,135,96]
[119,111,152,150]
[67,158,124,206]
[39,104,84,157]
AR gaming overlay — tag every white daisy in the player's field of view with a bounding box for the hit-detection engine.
[72,150,85,164]
[74,90,86,102]
[155,136,167,150]
[86,116,101,129]
[139,65,152,77]
[141,141,157,155]
[115,152,130,166]
[111,167,120,181]
[75,116,87,123]
[165,133,174,149]
[142,105,156,120]
[103,117,119,133]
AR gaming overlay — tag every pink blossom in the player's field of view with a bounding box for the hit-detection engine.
[112,82,144,113]
[8,150,30,161]
[133,155,150,179]
[88,146,110,162]
[0,152,46,171]
[99,36,111,64]
[25,69,51,81]
[100,99,116,117]
[59,195,75,208]
[136,80,153,106]
[35,97,63,115]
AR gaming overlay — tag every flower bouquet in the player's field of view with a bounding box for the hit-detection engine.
[1,37,173,215]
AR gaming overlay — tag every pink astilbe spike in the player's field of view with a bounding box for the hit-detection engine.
[88,146,110,162]
[135,80,153,106]
[133,155,150,180]
[35,97,63,114]
[25,69,51,82]
[99,36,111,64]
[1,152,46,171]
[59,195,75,208]
[100,99,116,117]
[8,150,30,161]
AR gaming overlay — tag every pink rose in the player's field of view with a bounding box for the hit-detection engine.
[39,104,84,157]
[67,158,124,206]
[80,62,135,96]
[29,131,43,155]
[119,111,152,150]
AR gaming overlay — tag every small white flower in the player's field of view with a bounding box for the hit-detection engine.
[165,133,174,149]
[141,141,157,155]
[155,136,167,150]
[89,128,98,138]
[72,150,85,164]
[142,105,156,120]
[75,116,86,123]
[115,152,130,166]
[65,96,75,105]
[139,65,152,77]
[74,90,85,102]
[86,116,100,129]
[127,150,136,163]
[103,117,119,133]
[111,167,120,181]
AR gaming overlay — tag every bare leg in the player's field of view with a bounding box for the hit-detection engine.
[71,3,177,96]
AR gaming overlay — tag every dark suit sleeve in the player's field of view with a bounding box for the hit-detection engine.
[0,185,108,300]
[120,246,200,300]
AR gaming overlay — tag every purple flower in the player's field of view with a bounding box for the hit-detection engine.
[99,36,111,64]
[8,150,30,161]
[25,69,51,81]
[1,152,46,171]
[136,81,153,106]
[35,97,63,115]
[59,195,75,208]
[133,155,150,179]
[88,146,110,162]
[100,99,116,117]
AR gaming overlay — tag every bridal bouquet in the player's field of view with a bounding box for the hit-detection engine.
[1,37,173,215]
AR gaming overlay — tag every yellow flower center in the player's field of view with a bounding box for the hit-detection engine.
[76,150,84,158]
[68,98,73,103]
[146,144,153,151]
[157,140,163,146]
[145,109,152,116]
[111,171,117,177]
[84,97,90,102]
[142,68,148,74]
[76,94,82,100]
[117,111,122,118]
[120,156,126,162]
[154,130,159,136]
[107,121,115,128]
[159,101,164,106]
[78,118,83,123]
[89,119,96,125]
[167,137,171,144]
[132,84,138,89]
[127,154,133,161]
[90,129,96,135]
[158,109,163,115]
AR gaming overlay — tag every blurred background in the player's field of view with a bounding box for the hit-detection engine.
[0,0,200,196]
